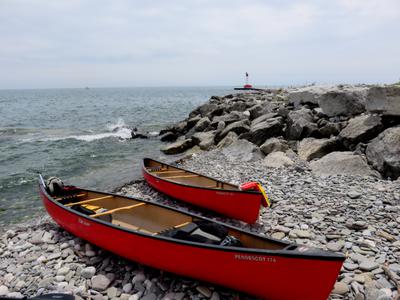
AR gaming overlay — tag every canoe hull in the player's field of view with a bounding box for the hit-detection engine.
[142,167,262,223]
[40,187,343,300]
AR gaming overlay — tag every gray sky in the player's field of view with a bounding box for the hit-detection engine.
[1,0,399,89]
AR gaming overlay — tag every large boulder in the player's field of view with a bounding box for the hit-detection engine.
[189,103,218,118]
[217,119,250,142]
[260,137,289,155]
[297,137,339,161]
[251,113,279,127]
[194,117,211,132]
[319,91,366,117]
[366,126,400,179]
[263,151,294,168]
[192,131,215,150]
[186,116,202,130]
[212,111,246,126]
[228,101,247,112]
[241,117,283,146]
[248,102,274,120]
[339,114,383,149]
[161,139,194,155]
[288,87,324,108]
[286,108,318,140]
[221,140,263,162]
[319,122,342,138]
[217,131,238,148]
[366,86,400,116]
[310,151,379,177]
[160,132,178,142]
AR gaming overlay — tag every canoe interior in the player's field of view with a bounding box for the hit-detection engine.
[55,189,286,251]
[144,159,238,190]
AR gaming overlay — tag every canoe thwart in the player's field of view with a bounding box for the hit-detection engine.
[91,202,146,218]
[65,195,113,207]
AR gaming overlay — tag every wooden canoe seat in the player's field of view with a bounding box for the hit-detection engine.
[112,219,157,235]
[174,221,192,229]
[91,202,147,218]
[163,174,200,179]
[65,195,113,207]
[152,170,186,174]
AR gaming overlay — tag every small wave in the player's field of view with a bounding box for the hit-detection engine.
[66,128,132,141]
[15,118,139,143]
[148,131,159,136]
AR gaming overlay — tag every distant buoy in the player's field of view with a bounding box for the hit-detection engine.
[243,84,253,89]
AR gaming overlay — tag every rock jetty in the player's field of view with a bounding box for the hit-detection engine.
[159,84,400,180]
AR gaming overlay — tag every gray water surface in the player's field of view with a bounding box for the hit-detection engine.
[0,86,232,225]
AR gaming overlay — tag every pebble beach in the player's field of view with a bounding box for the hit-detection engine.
[1,84,400,300]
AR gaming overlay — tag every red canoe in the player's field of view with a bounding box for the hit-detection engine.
[142,158,267,223]
[39,175,344,300]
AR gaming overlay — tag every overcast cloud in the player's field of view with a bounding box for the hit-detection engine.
[0,0,399,89]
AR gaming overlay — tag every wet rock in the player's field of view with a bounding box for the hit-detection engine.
[339,114,383,149]
[161,139,194,154]
[297,137,339,161]
[260,137,289,155]
[221,140,263,162]
[366,126,400,179]
[263,151,294,168]
[310,151,379,177]
[160,132,178,142]
[366,86,400,116]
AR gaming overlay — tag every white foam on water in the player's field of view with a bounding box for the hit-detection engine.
[20,118,133,142]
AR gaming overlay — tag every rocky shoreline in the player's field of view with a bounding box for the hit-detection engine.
[1,84,400,300]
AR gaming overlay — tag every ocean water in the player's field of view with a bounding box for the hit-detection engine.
[0,87,232,225]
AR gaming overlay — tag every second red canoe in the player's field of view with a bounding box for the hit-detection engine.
[142,158,268,223]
